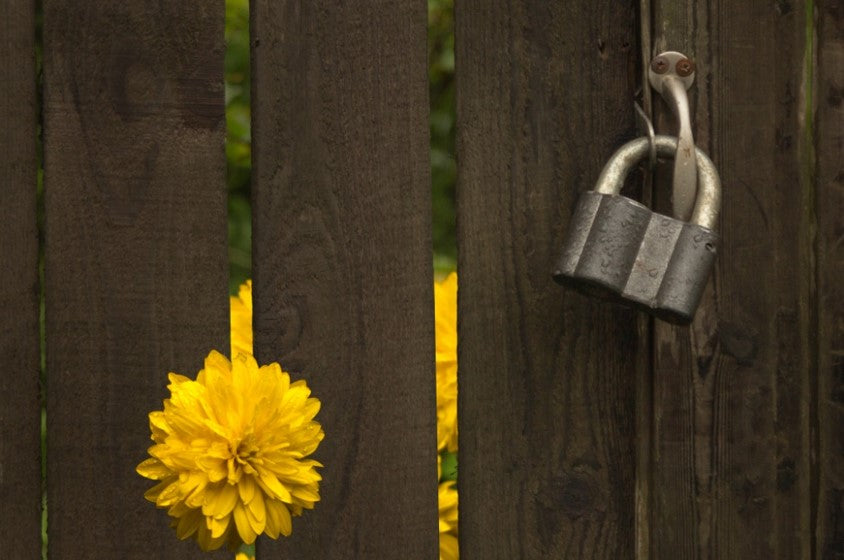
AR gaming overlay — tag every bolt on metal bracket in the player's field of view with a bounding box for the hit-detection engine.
[648,51,697,221]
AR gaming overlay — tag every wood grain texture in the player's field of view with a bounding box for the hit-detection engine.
[0,1,41,556]
[636,3,655,557]
[816,2,844,557]
[455,2,641,558]
[42,2,229,558]
[251,1,438,558]
[649,1,814,558]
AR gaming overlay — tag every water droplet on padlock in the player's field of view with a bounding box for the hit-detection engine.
[552,135,721,325]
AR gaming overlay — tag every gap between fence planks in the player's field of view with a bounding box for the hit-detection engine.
[251,1,439,558]
[42,3,230,558]
[0,0,40,557]
[455,1,643,558]
[1,2,838,559]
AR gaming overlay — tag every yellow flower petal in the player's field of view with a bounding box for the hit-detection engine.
[438,479,459,559]
[257,468,292,503]
[435,272,459,453]
[202,482,238,519]
[137,342,323,551]
[238,473,257,504]
[245,489,267,535]
[440,532,459,560]
[265,498,293,538]
[136,458,171,480]
[175,508,203,540]
[230,280,253,359]
[233,502,257,544]
[143,479,172,503]
[207,513,229,539]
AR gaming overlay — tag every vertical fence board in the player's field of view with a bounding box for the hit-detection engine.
[649,1,814,558]
[0,1,41,557]
[251,1,437,558]
[816,2,844,557]
[456,2,641,558]
[647,7,710,559]
[42,3,228,558]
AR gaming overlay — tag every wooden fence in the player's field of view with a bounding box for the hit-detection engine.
[1,1,842,558]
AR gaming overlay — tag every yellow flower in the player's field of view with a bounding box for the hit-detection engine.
[435,272,458,452]
[435,273,460,560]
[438,480,459,560]
[230,280,253,359]
[235,554,254,560]
[137,350,324,551]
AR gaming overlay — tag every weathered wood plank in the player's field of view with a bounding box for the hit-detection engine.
[455,2,641,558]
[635,3,655,557]
[648,1,814,558]
[646,5,713,557]
[251,1,438,558]
[42,3,229,557]
[0,1,41,557]
[816,2,844,557]
[639,7,711,560]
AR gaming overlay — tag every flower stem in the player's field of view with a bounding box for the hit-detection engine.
[236,542,255,559]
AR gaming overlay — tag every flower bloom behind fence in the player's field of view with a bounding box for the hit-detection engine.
[435,272,458,453]
[230,279,253,358]
[138,276,456,554]
[136,350,324,551]
[435,272,459,560]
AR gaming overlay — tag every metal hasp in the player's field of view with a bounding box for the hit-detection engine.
[553,135,721,324]
[649,51,697,222]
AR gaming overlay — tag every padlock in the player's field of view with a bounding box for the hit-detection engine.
[552,135,721,324]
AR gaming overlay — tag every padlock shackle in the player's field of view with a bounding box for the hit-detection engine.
[593,135,721,230]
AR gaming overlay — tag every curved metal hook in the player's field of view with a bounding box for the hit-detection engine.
[593,135,720,230]
[648,51,697,222]
[633,101,657,170]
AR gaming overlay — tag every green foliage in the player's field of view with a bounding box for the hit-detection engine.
[440,450,458,482]
[428,0,457,270]
[226,0,252,291]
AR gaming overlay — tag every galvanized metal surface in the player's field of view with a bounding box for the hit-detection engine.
[593,136,720,229]
[554,135,721,324]
[649,51,697,222]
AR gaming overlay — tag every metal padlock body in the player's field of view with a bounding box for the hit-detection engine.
[553,135,721,324]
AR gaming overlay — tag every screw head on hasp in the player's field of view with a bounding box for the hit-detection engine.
[650,56,669,74]
[648,51,696,92]
[675,57,695,77]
